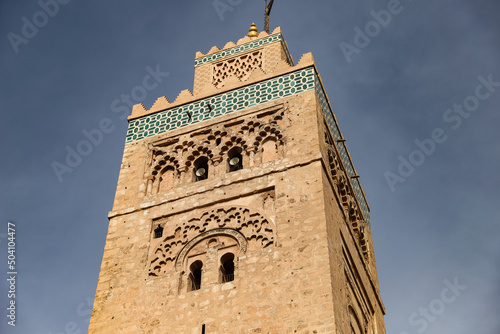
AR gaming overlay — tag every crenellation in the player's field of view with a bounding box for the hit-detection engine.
[222,41,236,50]
[206,45,221,55]
[149,96,170,113]
[130,102,147,118]
[297,52,315,66]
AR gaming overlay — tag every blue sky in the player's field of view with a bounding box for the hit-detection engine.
[0,0,499,333]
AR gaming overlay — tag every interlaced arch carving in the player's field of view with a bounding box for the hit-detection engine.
[184,141,216,165]
[146,115,286,194]
[151,150,180,176]
[149,150,181,193]
[148,206,275,277]
[217,134,249,156]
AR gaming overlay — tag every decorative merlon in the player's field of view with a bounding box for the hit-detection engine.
[207,45,221,55]
[195,27,282,59]
[132,103,147,115]
[128,67,316,143]
[222,41,237,50]
[173,89,194,104]
[150,96,171,111]
[297,52,314,65]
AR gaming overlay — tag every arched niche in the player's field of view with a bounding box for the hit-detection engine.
[159,166,176,192]
[261,136,279,163]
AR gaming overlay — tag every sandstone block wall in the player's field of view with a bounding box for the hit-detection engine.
[90,84,385,333]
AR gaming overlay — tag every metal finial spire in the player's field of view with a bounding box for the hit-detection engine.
[248,23,259,37]
[264,0,275,33]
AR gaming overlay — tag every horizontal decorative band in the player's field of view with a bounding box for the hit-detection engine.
[126,67,315,143]
[194,34,282,67]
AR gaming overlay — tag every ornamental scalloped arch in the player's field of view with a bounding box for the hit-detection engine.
[151,150,181,177]
[187,205,277,243]
[217,133,250,157]
[148,205,277,276]
[148,116,286,180]
[174,228,248,271]
[149,150,181,194]
[183,139,218,168]
[253,124,285,151]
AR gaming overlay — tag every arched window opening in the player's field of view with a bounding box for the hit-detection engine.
[153,225,163,239]
[194,157,209,181]
[188,260,203,291]
[228,147,243,172]
[261,137,278,163]
[219,253,235,283]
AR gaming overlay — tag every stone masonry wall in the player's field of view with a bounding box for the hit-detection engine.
[315,96,386,333]
[90,91,342,333]
[90,87,385,333]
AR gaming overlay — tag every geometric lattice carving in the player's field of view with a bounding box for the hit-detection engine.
[212,50,263,89]
[148,206,275,277]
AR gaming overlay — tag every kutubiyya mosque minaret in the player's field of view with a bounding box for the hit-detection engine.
[89,20,387,334]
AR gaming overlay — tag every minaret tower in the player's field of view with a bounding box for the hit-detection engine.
[89,24,386,334]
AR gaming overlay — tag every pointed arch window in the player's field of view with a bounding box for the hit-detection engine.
[188,260,203,291]
[219,253,235,283]
[227,147,243,172]
[194,157,209,181]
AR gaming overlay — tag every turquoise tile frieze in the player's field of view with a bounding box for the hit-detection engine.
[314,75,371,226]
[126,67,315,143]
[194,33,292,67]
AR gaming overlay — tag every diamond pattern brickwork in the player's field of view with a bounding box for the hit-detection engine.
[193,65,211,95]
[264,42,290,73]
